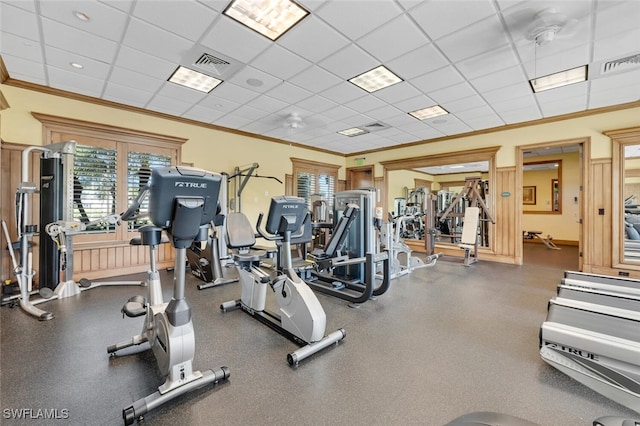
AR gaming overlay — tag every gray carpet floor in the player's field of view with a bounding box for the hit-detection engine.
[1,244,638,425]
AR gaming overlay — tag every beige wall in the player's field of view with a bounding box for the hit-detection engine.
[0,84,345,226]
[3,82,640,272]
[523,152,581,242]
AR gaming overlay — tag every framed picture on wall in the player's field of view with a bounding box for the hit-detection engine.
[523,186,536,205]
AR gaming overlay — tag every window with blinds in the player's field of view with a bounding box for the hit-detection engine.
[291,158,340,216]
[73,145,118,232]
[126,151,172,230]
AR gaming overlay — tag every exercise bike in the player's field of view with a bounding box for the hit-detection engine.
[221,196,346,366]
[108,166,229,425]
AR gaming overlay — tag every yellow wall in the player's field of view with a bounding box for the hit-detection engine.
[522,152,580,241]
[349,106,640,174]
[386,169,433,212]
[3,82,640,265]
[0,84,345,225]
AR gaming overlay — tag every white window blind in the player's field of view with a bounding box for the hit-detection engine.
[126,151,172,230]
[73,144,117,232]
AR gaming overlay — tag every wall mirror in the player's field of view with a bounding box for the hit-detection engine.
[620,142,640,263]
[523,160,562,213]
[381,147,499,252]
[610,127,640,267]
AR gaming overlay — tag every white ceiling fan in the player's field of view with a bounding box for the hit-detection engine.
[523,8,579,46]
[283,112,307,129]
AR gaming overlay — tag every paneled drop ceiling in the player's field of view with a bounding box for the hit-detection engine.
[1,0,639,155]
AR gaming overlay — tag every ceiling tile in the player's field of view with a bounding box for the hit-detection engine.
[387,44,450,80]
[455,105,497,121]
[456,44,521,81]
[108,66,165,93]
[156,81,208,104]
[287,65,343,93]
[1,0,637,156]
[0,32,43,63]
[1,54,46,81]
[315,0,403,41]
[103,82,154,107]
[266,82,313,104]
[318,44,378,80]
[319,104,359,122]
[393,95,437,113]
[589,69,640,108]
[445,95,489,113]
[344,95,387,114]
[294,95,338,114]
[47,65,104,98]
[41,18,119,63]
[39,0,128,41]
[196,94,241,113]
[320,81,367,105]
[497,104,542,124]
[146,93,194,116]
[357,14,430,63]
[182,104,228,123]
[114,45,177,80]
[122,17,192,64]
[251,45,312,80]
[411,65,465,93]
[44,45,112,80]
[483,81,534,104]
[594,0,640,40]
[209,81,260,104]
[538,92,588,117]
[201,14,272,63]
[278,16,350,63]
[470,65,528,93]
[230,104,271,121]
[226,66,282,94]
[429,82,478,105]
[409,0,497,40]
[1,3,40,41]
[132,0,217,41]
[463,114,506,131]
[214,113,255,129]
[373,82,422,104]
[435,15,511,62]
[592,27,640,63]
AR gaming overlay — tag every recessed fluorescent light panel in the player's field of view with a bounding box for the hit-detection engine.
[349,66,403,93]
[338,127,369,137]
[168,66,222,93]
[224,0,309,41]
[409,105,449,120]
[529,65,587,93]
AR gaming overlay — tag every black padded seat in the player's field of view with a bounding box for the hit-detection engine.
[226,213,267,263]
[233,249,266,263]
[129,225,168,246]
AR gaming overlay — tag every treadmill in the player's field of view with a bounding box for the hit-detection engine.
[540,272,640,414]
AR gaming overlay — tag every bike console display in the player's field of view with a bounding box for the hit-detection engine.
[149,167,222,247]
[265,196,308,235]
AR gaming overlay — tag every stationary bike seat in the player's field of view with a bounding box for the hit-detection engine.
[129,225,166,246]
[121,295,146,318]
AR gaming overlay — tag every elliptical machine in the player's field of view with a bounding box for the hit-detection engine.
[221,196,346,366]
[108,166,230,425]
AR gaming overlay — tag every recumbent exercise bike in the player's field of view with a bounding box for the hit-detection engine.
[221,195,346,366]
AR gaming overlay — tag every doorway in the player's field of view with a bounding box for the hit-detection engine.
[517,138,588,270]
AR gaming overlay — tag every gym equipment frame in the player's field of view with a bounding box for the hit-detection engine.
[108,167,229,425]
[221,196,345,366]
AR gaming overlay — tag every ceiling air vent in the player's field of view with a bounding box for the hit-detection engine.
[182,46,245,80]
[600,53,640,75]
[362,121,390,132]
